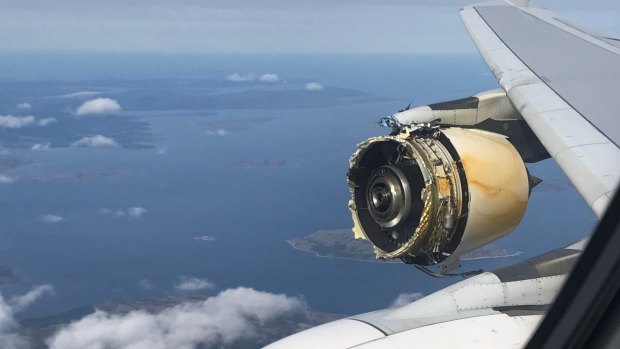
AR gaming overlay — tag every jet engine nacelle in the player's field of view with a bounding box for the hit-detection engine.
[347,126,529,271]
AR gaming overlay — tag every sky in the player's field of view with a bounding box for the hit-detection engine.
[1,0,619,54]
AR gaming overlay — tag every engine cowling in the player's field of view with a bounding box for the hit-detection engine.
[347,126,529,268]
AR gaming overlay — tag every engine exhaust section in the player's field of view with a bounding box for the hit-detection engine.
[347,124,530,271]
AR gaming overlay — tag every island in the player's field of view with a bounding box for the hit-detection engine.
[288,229,521,262]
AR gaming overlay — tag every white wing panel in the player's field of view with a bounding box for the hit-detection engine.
[263,319,385,349]
[354,314,542,349]
[460,5,620,217]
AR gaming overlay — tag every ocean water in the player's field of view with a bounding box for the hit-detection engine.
[0,53,596,319]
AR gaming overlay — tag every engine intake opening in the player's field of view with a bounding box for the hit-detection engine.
[366,165,411,228]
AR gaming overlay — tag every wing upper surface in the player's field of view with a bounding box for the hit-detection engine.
[460,2,620,217]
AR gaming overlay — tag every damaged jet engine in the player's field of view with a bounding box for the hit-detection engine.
[347,123,531,272]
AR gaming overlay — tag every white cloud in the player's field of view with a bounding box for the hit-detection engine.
[0,294,28,349]
[138,279,155,291]
[226,73,255,82]
[46,287,307,349]
[38,117,57,126]
[0,115,56,129]
[41,214,64,223]
[76,98,121,115]
[100,207,147,219]
[16,103,31,110]
[127,207,147,219]
[175,276,215,293]
[156,147,167,155]
[59,91,102,99]
[259,73,280,83]
[194,235,216,242]
[390,292,424,308]
[206,128,228,136]
[0,175,16,184]
[99,207,126,218]
[72,135,119,148]
[0,115,35,129]
[98,208,113,215]
[304,82,324,91]
[31,143,51,151]
[0,285,54,349]
[9,284,54,313]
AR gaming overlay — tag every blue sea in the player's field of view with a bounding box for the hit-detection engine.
[0,53,596,319]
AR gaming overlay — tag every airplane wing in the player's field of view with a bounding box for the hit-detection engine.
[265,1,620,348]
[460,1,620,217]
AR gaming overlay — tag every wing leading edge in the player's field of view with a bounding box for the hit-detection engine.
[460,2,620,217]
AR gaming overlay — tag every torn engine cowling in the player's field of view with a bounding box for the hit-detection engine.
[347,125,530,270]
